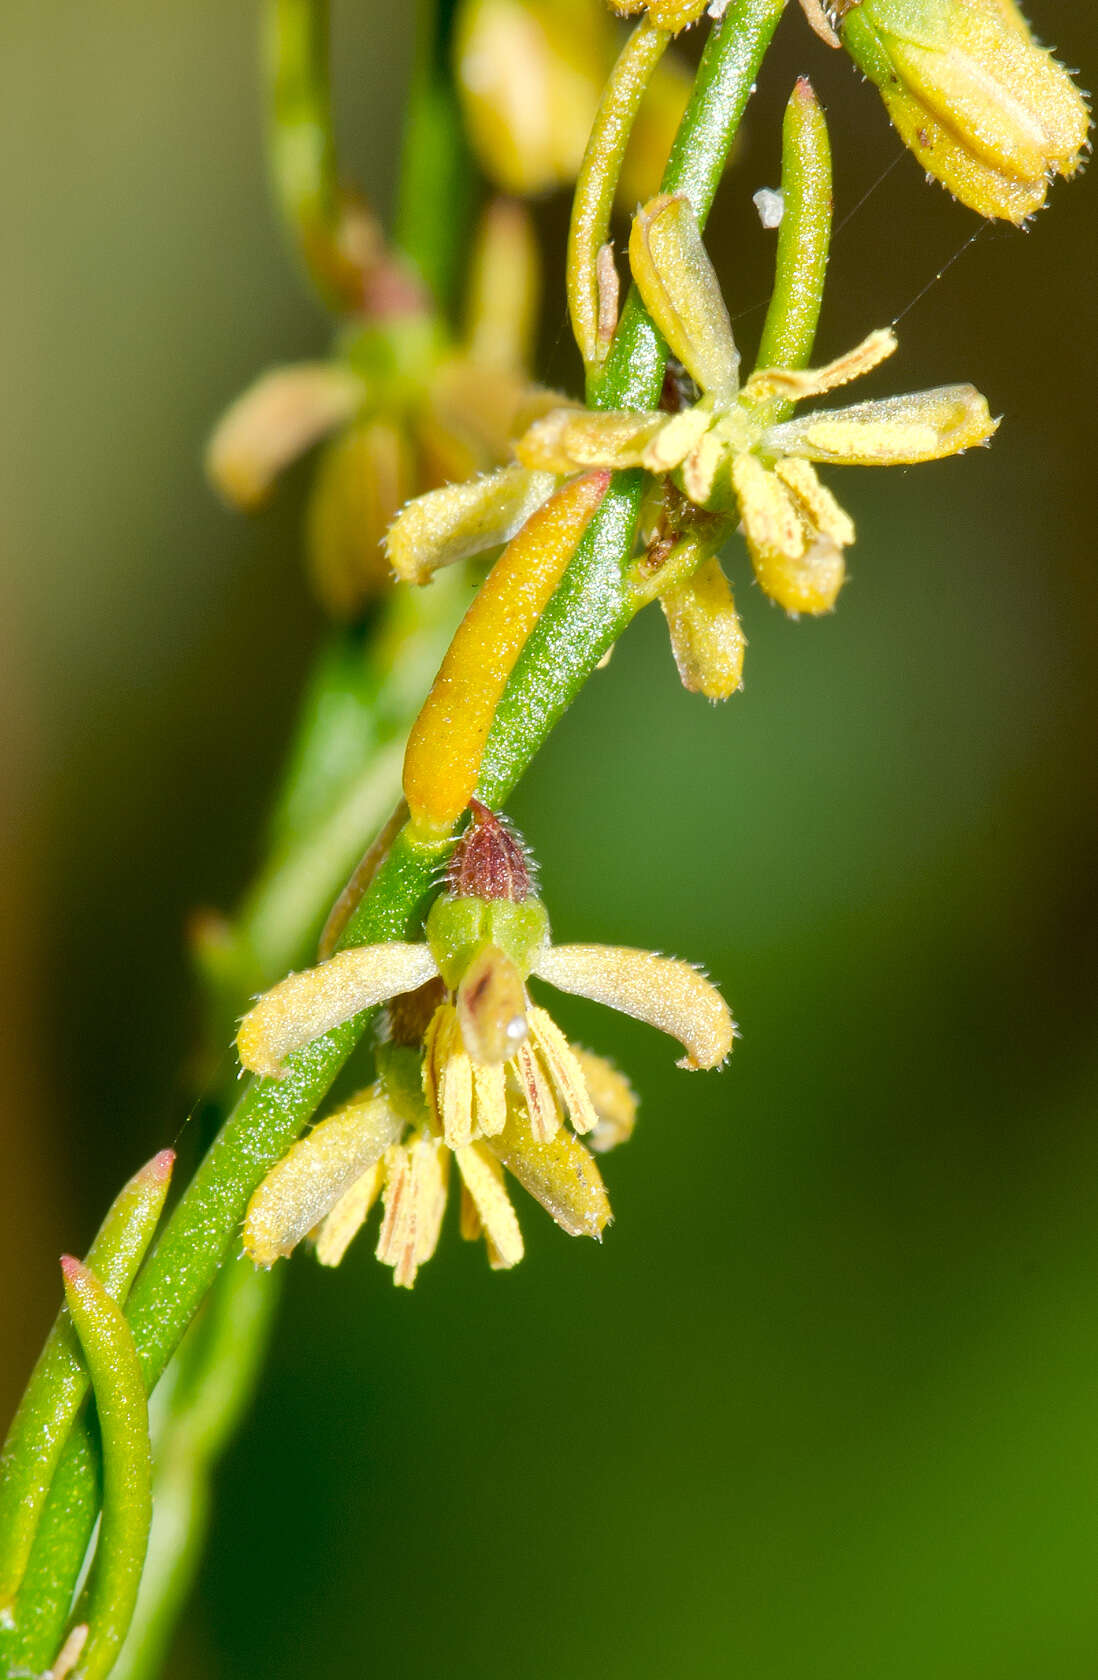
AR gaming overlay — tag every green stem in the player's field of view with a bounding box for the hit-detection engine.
[264,0,364,312]
[754,75,832,415]
[110,1261,279,1680]
[4,1,785,1658]
[203,576,467,1015]
[393,0,475,312]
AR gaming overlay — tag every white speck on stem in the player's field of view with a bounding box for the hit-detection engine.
[753,187,784,229]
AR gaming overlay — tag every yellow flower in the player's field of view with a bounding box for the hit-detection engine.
[838,0,1090,224]
[242,1037,631,1287]
[516,192,998,614]
[240,804,722,1285]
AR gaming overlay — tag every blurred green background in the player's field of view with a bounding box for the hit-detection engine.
[4,3,1098,1676]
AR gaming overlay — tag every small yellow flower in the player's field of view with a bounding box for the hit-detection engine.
[516,192,998,614]
[241,805,717,1284]
[838,0,1090,224]
[243,1036,625,1286]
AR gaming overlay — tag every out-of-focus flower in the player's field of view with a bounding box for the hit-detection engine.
[207,199,554,618]
[517,192,998,615]
[241,804,728,1284]
[837,0,1090,223]
[454,0,695,202]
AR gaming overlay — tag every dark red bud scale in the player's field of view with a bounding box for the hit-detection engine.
[447,801,532,902]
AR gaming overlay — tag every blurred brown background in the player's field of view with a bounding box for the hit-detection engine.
[3,3,1098,1675]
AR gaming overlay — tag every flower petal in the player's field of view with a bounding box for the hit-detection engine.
[244,1092,401,1266]
[314,1158,387,1267]
[743,328,897,406]
[489,1104,611,1239]
[516,408,669,475]
[534,944,734,1070]
[206,364,363,510]
[237,944,438,1079]
[762,384,998,465]
[385,465,557,584]
[629,193,740,403]
[455,1144,524,1269]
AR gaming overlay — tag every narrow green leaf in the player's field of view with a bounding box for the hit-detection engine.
[0,1152,172,1614]
[59,1260,152,1680]
[754,76,833,420]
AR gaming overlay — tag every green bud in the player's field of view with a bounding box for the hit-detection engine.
[425,894,550,988]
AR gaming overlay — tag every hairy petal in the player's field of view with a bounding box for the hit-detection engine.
[534,944,734,1069]
[244,1092,401,1266]
[237,944,438,1079]
[517,408,669,474]
[385,465,557,584]
[762,384,998,465]
[743,328,897,405]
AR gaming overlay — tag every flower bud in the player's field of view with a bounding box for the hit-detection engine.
[839,0,1090,223]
